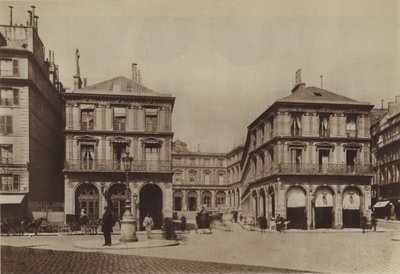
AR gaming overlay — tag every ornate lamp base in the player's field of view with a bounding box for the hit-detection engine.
[119,214,138,242]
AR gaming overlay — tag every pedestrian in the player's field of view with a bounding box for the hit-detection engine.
[79,209,88,235]
[239,214,243,223]
[143,213,154,239]
[180,215,187,232]
[371,214,377,232]
[276,214,281,232]
[362,215,368,233]
[258,215,267,233]
[101,206,113,246]
[233,212,238,223]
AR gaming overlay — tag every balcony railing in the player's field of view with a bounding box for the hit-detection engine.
[81,122,94,130]
[255,163,372,178]
[0,157,13,164]
[64,159,171,172]
[346,129,358,138]
[146,123,158,132]
[319,128,330,137]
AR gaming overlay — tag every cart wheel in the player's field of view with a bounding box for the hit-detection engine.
[58,224,71,234]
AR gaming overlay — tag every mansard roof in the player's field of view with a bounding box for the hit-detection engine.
[76,76,172,97]
[277,86,368,106]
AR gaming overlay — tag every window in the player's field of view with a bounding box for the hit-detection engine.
[216,192,226,206]
[204,172,210,184]
[0,144,13,163]
[346,115,357,137]
[218,173,224,185]
[0,89,19,106]
[113,107,126,130]
[80,105,94,130]
[0,174,19,190]
[112,144,127,170]
[81,145,94,170]
[0,59,19,76]
[145,108,158,132]
[291,149,302,172]
[291,114,302,136]
[0,116,13,134]
[189,170,196,183]
[202,192,212,207]
[318,150,330,173]
[319,115,329,137]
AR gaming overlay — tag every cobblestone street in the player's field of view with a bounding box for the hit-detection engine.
[1,223,400,273]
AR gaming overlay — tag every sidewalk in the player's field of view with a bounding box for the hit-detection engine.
[236,221,398,233]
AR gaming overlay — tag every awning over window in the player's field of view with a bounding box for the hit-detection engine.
[0,194,25,205]
[373,201,390,208]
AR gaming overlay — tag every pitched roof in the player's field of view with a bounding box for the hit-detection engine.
[76,76,171,97]
[277,86,368,105]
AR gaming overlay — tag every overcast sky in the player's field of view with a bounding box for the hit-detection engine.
[1,0,399,152]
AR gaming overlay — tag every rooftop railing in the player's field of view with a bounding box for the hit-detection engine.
[64,159,171,172]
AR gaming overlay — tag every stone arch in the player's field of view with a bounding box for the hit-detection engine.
[286,185,307,229]
[216,191,226,208]
[342,185,363,228]
[202,190,212,208]
[75,182,100,221]
[314,185,335,229]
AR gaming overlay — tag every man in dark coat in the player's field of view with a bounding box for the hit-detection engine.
[101,207,113,246]
[180,215,187,232]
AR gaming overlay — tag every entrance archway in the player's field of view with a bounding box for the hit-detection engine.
[139,184,163,230]
[187,191,197,211]
[342,186,361,228]
[286,186,307,229]
[75,183,99,221]
[314,187,334,229]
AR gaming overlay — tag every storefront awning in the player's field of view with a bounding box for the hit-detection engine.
[373,201,390,208]
[0,194,25,205]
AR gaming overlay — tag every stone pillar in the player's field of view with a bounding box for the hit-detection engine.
[72,104,80,130]
[159,108,166,131]
[211,191,216,208]
[196,190,201,209]
[336,186,343,229]
[182,190,187,211]
[105,105,112,130]
[127,107,134,131]
[138,107,144,131]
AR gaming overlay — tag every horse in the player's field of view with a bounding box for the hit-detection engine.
[24,217,47,235]
[1,218,27,236]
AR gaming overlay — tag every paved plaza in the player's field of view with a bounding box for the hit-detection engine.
[1,223,400,273]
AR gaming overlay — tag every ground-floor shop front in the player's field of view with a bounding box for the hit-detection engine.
[241,176,372,230]
[64,174,173,230]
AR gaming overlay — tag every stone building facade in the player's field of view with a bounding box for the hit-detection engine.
[171,140,227,219]
[240,82,373,229]
[63,61,175,230]
[371,96,400,220]
[0,8,65,220]
[226,145,243,213]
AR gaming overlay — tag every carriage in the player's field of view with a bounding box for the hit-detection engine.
[195,210,212,234]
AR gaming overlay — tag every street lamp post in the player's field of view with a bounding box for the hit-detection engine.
[119,152,138,242]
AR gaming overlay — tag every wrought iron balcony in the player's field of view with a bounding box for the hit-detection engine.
[64,159,171,172]
[256,163,372,178]
[81,121,94,130]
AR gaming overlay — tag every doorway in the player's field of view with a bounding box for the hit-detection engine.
[342,187,361,228]
[286,186,307,229]
[139,184,163,230]
[314,187,334,229]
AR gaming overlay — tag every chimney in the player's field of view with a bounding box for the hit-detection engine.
[291,68,305,93]
[9,6,13,26]
[132,63,137,82]
[137,69,142,84]
[83,78,87,88]
[48,50,52,63]
[28,11,33,26]
[73,48,82,90]
[34,15,39,31]
[31,6,36,27]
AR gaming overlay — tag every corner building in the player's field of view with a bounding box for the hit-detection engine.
[0,9,65,220]
[63,66,175,230]
[371,96,400,220]
[240,83,373,229]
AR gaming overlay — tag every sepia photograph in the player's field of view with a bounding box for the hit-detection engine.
[0,0,399,273]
